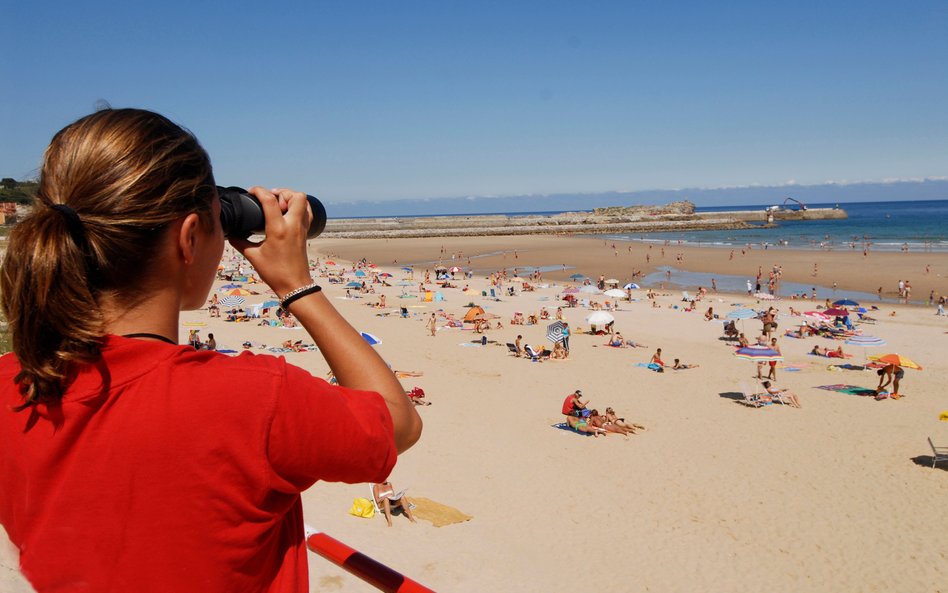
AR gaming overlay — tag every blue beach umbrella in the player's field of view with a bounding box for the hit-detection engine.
[623,283,640,290]
[261,299,280,308]
[726,309,758,320]
[219,283,243,290]
[833,299,860,307]
[844,335,886,348]
[346,281,363,288]
[569,274,586,280]
[360,332,381,345]
[401,267,414,272]
[354,270,367,277]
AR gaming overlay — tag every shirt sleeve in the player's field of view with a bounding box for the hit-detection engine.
[265,361,397,493]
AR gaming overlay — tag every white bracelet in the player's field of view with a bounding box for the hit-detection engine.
[280,281,322,309]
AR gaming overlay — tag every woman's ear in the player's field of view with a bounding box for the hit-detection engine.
[176,213,202,265]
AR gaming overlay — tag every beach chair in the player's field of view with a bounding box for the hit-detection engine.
[506,343,521,356]
[681,291,691,302]
[928,437,948,469]
[524,345,547,362]
[739,383,768,408]
[434,291,444,302]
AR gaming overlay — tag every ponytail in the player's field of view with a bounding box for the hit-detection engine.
[0,108,214,408]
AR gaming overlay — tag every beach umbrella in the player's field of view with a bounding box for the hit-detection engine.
[578,285,601,294]
[546,320,566,343]
[226,288,254,296]
[219,296,245,308]
[463,306,486,322]
[726,309,758,320]
[734,346,783,362]
[219,283,243,290]
[450,266,461,273]
[261,299,280,308]
[585,311,615,326]
[560,287,579,294]
[833,299,860,307]
[378,272,393,278]
[804,311,831,322]
[360,332,381,346]
[345,281,363,288]
[824,308,849,317]
[844,335,887,348]
[605,278,620,285]
[354,270,367,277]
[603,288,627,298]
[568,273,586,281]
[401,267,413,272]
[753,292,776,300]
[868,354,922,370]
[623,283,640,290]
[324,261,336,266]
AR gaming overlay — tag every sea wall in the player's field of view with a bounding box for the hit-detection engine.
[320,204,847,239]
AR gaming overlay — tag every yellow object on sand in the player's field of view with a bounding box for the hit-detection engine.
[348,497,375,518]
[182,321,207,327]
[408,497,472,527]
[939,411,948,422]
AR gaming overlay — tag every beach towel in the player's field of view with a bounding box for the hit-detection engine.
[408,497,472,528]
[551,422,594,436]
[633,362,664,372]
[827,363,867,371]
[814,384,877,396]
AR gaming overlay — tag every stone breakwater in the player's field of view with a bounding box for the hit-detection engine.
[320,202,847,239]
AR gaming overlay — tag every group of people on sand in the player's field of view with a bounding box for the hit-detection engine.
[561,390,645,438]
[649,348,698,371]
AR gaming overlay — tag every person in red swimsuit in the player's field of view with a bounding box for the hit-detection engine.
[0,108,422,593]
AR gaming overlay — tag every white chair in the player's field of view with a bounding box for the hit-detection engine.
[739,383,769,408]
[928,437,948,469]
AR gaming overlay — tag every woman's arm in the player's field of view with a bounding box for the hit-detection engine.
[230,188,422,454]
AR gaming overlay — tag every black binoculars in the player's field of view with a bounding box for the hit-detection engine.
[217,186,327,239]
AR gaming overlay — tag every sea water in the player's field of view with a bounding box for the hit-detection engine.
[600,199,948,252]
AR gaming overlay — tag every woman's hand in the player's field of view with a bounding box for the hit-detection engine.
[228,186,313,297]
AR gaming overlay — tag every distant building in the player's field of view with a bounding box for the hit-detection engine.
[0,202,18,225]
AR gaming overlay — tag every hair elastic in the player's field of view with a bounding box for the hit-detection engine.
[50,203,85,239]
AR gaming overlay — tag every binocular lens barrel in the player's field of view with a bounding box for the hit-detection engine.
[217,186,327,239]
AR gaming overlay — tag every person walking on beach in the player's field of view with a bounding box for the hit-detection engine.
[767,337,780,381]
[0,108,422,593]
[426,313,437,336]
[937,295,946,316]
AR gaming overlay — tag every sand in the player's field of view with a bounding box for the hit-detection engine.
[4,236,946,593]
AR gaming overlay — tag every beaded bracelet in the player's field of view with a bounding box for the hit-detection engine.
[280,282,322,310]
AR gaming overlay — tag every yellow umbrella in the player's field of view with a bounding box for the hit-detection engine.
[868,353,923,370]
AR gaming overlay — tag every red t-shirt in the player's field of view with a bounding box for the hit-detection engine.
[0,336,397,593]
[562,394,579,415]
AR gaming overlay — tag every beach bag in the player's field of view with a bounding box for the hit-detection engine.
[349,497,375,518]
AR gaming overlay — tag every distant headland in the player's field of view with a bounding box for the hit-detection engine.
[321,201,847,239]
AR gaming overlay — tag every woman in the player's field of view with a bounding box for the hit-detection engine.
[0,109,422,592]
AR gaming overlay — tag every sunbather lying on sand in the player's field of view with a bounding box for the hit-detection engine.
[566,413,608,437]
[811,345,850,358]
[603,407,646,434]
[672,359,699,370]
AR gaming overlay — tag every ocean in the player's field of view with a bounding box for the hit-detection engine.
[598,199,948,252]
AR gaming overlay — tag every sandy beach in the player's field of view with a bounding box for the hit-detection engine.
[4,237,945,593]
[199,237,945,593]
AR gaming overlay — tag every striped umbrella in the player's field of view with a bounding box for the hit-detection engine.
[546,321,566,343]
[623,283,640,290]
[844,335,886,348]
[804,311,831,322]
[734,346,783,362]
[578,285,602,294]
[824,308,849,317]
[219,296,245,308]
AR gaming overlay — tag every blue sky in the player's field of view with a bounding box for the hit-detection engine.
[2,1,946,207]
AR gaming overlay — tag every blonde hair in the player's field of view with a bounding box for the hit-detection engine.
[1,108,216,408]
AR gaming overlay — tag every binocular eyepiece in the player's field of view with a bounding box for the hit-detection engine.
[217,186,327,239]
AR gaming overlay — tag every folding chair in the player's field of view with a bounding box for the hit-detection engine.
[929,437,948,469]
